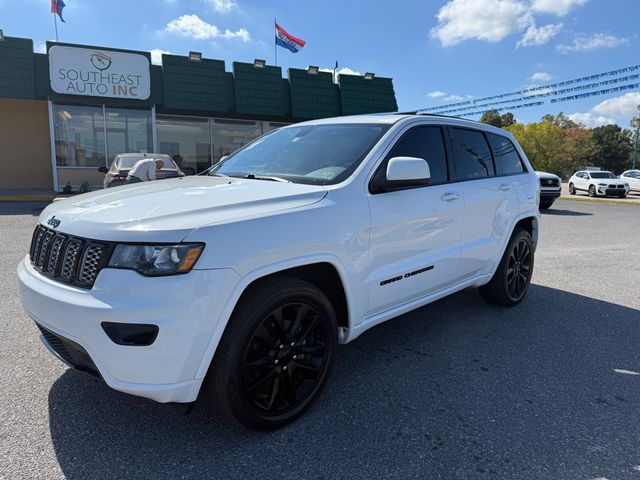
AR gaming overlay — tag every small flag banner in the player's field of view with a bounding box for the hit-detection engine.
[275,23,305,53]
[51,0,66,22]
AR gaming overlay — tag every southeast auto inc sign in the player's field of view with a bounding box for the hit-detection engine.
[49,45,151,100]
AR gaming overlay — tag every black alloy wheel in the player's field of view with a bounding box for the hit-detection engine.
[240,301,330,416]
[589,185,596,197]
[479,228,534,306]
[568,183,576,195]
[505,238,532,301]
[208,277,337,430]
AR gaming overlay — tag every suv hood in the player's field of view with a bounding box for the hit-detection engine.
[39,176,328,242]
[535,171,559,180]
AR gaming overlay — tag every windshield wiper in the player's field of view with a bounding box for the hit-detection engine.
[244,173,290,183]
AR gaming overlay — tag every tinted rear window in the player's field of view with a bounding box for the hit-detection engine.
[450,128,495,180]
[487,133,526,175]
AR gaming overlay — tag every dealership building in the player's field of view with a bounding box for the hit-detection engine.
[0,36,398,192]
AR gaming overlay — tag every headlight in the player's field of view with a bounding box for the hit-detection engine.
[108,243,204,276]
[624,183,629,188]
[597,182,607,186]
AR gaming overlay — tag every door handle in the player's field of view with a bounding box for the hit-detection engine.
[499,184,512,192]
[441,192,462,202]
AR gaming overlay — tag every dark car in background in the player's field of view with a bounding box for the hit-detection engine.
[98,153,185,188]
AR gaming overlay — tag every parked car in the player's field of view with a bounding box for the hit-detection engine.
[98,153,184,188]
[620,170,640,193]
[568,170,629,198]
[18,114,540,430]
[535,171,561,210]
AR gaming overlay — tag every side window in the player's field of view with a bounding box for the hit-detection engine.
[450,128,495,180]
[487,133,525,175]
[386,126,448,184]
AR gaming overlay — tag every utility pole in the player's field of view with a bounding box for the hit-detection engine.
[632,109,640,170]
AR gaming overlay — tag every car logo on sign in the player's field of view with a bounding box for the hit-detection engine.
[47,216,61,229]
[90,52,113,71]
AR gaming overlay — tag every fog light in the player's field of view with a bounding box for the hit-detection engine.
[101,322,159,346]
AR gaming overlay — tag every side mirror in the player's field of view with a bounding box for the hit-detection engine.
[98,166,108,173]
[378,157,431,192]
[219,155,229,162]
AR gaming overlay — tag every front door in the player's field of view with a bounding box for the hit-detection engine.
[365,126,464,317]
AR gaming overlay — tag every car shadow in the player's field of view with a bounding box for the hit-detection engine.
[541,208,592,216]
[0,202,49,216]
[47,285,640,479]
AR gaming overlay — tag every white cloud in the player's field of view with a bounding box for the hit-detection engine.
[318,66,362,83]
[426,90,447,98]
[445,94,465,101]
[531,0,587,16]
[568,113,616,128]
[150,49,171,65]
[430,0,528,47]
[568,92,640,128]
[431,0,585,47]
[529,71,552,83]
[163,14,250,42]
[211,0,236,12]
[517,22,562,47]
[34,41,47,54]
[557,33,628,53]
[592,92,640,119]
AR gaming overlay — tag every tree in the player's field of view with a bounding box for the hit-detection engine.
[587,125,633,173]
[480,110,516,128]
[506,121,563,174]
[559,125,596,178]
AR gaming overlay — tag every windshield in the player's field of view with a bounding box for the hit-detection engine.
[590,172,616,179]
[207,123,390,185]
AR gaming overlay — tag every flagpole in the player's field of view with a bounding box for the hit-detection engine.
[53,12,59,42]
[274,17,278,67]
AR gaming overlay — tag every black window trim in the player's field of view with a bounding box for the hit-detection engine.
[368,124,453,195]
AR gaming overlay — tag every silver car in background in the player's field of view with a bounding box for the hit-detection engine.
[98,153,185,188]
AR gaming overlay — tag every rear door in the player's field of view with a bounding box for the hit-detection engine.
[449,127,522,278]
[365,125,465,317]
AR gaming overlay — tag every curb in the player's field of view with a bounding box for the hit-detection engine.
[560,195,640,206]
[0,195,55,202]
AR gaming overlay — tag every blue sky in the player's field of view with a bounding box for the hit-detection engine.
[2,0,639,127]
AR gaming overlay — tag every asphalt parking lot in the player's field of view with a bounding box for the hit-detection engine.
[1,200,639,480]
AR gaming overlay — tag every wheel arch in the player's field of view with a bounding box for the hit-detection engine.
[193,256,353,381]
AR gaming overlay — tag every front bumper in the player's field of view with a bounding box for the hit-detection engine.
[18,257,239,403]
[540,189,561,200]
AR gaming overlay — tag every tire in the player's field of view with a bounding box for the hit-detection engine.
[479,228,534,307]
[539,202,552,210]
[207,276,337,430]
[588,185,596,197]
[568,183,576,195]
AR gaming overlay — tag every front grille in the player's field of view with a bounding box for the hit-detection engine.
[36,323,102,379]
[540,178,559,187]
[29,224,111,288]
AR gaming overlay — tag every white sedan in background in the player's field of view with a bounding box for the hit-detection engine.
[620,170,640,193]
[568,170,629,198]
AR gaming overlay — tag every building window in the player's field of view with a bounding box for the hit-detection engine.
[105,107,153,161]
[157,115,211,175]
[53,104,106,167]
[212,118,263,164]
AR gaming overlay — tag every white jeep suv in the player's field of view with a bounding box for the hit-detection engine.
[18,114,540,430]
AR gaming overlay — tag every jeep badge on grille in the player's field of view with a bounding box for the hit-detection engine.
[47,216,61,229]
